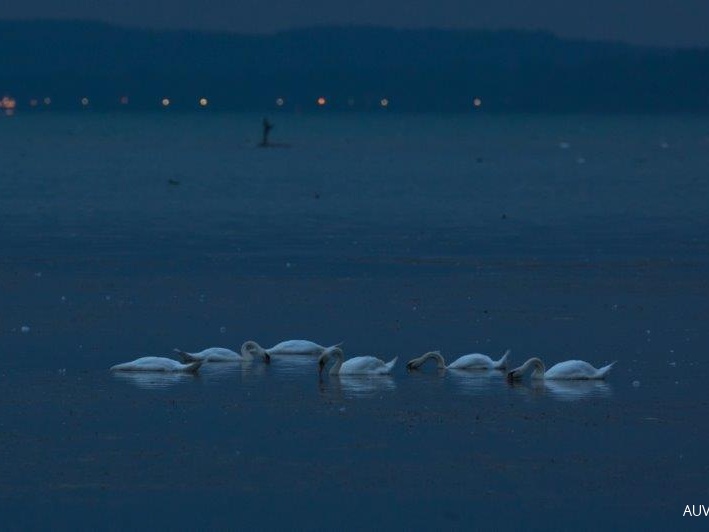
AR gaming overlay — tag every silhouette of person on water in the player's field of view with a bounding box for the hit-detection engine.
[260,117,274,147]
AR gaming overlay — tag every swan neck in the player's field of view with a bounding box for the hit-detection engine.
[523,357,545,378]
[429,351,446,369]
[329,348,344,375]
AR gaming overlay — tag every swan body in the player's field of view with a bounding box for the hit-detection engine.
[507,357,615,381]
[174,342,270,363]
[406,350,510,371]
[110,356,203,373]
[245,339,340,357]
[319,347,397,376]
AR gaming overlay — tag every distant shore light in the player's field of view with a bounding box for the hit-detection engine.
[276,97,285,107]
[161,98,170,107]
[120,96,129,105]
[347,98,355,107]
[81,97,89,106]
[0,96,17,110]
[473,97,483,108]
[380,98,389,108]
[316,96,327,106]
[199,97,209,107]
[43,97,52,106]
[29,99,39,107]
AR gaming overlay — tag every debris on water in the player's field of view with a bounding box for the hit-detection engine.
[168,178,180,185]
[220,326,227,333]
[105,295,112,301]
[61,296,67,302]
[34,272,42,278]
[559,141,570,149]
[659,141,670,149]
[576,157,586,164]
[632,380,640,388]
[339,407,346,413]
[21,325,30,333]
[286,262,292,268]
[669,361,676,367]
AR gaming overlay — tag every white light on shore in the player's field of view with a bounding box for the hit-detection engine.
[473,97,482,108]
[81,97,89,106]
[161,98,170,107]
[276,97,285,107]
[199,97,208,107]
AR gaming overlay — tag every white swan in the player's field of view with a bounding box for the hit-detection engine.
[507,357,615,381]
[318,347,397,376]
[406,349,510,371]
[173,342,271,363]
[110,356,203,373]
[245,339,340,357]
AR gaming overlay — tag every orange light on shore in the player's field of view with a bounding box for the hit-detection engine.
[0,96,17,110]
[316,96,327,106]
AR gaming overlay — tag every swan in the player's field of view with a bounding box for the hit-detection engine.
[245,339,341,357]
[110,356,203,373]
[173,342,271,363]
[318,347,397,376]
[507,357,615,381]
[406,349,510,371]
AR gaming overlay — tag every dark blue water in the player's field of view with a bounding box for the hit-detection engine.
[1,112,709,529]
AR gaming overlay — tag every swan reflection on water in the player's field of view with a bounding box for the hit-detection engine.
[112,361,265,389]
[508,379,613,401]
[446,369,507,395]
[112,371,194,389]
[322,375,397,399]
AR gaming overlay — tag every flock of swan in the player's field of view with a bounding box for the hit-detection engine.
[110,339,616,381]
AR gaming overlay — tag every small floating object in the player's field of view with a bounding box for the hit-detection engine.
[559,141,570,149]
[632,380,640,388]
[168,178,180,185]
[21,325,30,333]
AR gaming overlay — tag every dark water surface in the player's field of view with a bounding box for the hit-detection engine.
[1,113,709,529]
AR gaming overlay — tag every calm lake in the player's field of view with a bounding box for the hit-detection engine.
[1,112,708,529]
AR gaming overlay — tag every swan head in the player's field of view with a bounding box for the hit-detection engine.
[318,347,343,375]
[241,341,271,364]
[317,352,329,375]
[507,357,544,381]
[406,351,442,371]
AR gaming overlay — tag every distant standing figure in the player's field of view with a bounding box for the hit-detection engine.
[260,117,274,147]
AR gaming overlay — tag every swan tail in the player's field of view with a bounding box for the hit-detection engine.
[184,360,203,374]
[494,349,511,369]
[174,349,196,362]
[384,357,398,373]
[597,361,616,378]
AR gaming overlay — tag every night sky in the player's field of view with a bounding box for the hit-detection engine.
[1,0,708,47]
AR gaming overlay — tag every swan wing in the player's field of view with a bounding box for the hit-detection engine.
[269,340,324,355]
[199,347,240,361]
[448,353,494,370]
[111,356,184,372]
[545,360,605,380]
[340,356,396,375]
